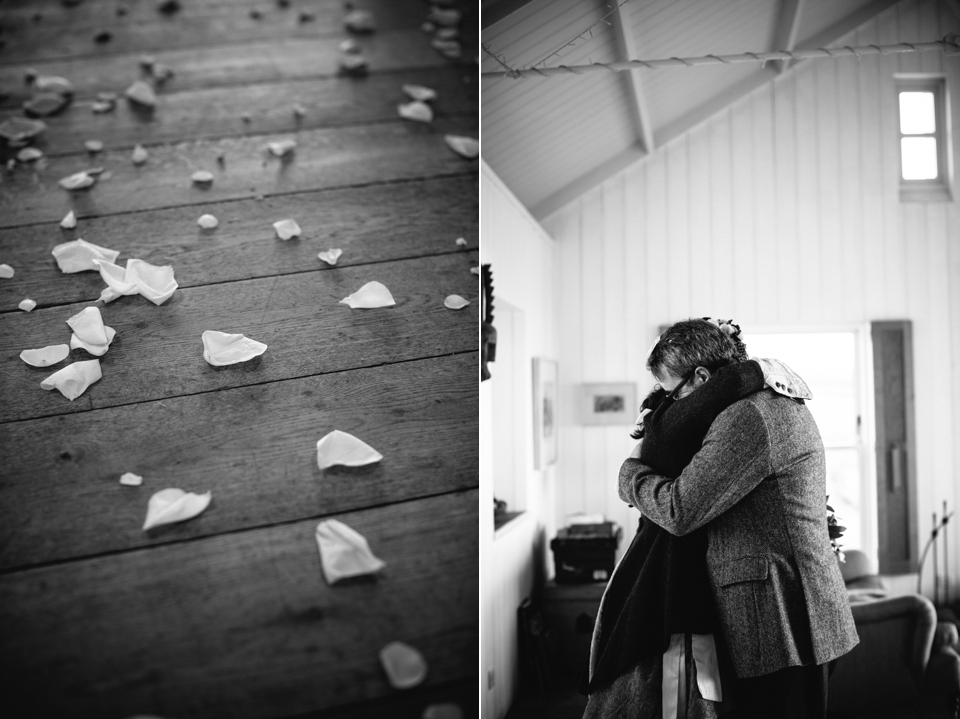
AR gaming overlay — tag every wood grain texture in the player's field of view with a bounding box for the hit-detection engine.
[0,117,479,228]
[0,489,479,719]
[0,253,478,422]
[0,68,477,157]
[0,29,454,108]
[0,0,431,63]
[0,352,477,570]
[0,173,478,309]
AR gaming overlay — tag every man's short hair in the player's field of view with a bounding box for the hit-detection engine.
[647,318,747,379]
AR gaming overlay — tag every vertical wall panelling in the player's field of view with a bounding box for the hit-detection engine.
[688,125,714,314]
[709,111,736,315]
[541,0,960,598]
[752,86,778,325]
[480,163,559,719]
[731,92,756,320]
[793,61,823,323]
[773,72,801,323]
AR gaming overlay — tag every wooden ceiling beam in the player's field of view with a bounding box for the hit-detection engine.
[608,0,655,154]
[773,0,806,73]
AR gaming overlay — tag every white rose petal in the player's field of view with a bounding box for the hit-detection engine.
[40,359,102,401]
[339,281,395,309]
[20,344,70,367]
[201,330,268,366]
[316,429,383,469]
[143,488,211,530]
[19,298,37,312]
[197,214,219,229]
[317,248,343,265]
[443,294,470,310]
[273,218,301,240]
[315,519,386,585]
[60,210,77,229]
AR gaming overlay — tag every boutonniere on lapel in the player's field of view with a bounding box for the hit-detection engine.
[827,497,847,562]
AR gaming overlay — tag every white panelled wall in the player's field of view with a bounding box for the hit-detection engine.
[480,162,558,719]
[540,0,960,597]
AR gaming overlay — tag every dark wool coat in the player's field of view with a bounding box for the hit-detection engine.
[619,388,859,678]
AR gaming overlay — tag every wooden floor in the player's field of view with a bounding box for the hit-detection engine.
[0,1,478,717]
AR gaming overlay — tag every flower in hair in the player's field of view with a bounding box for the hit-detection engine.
[703,317,741,339]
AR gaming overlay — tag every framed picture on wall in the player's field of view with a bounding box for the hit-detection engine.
[579,383,637,426]
[532,358,558,469]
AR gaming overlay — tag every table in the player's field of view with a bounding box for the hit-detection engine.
[0,1,478,716]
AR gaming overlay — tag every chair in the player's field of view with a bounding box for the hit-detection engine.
[827,550,960,719]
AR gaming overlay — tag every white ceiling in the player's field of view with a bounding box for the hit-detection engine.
[481,0,913,219]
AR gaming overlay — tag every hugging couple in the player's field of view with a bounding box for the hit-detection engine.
[581,318,859,719]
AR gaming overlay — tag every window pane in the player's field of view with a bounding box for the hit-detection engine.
[744,332,858,446]
[825,448,862,552]
[899,91,936,134]
[901,137,938,180]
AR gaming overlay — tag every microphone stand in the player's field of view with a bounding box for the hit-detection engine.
[917,507,955,602]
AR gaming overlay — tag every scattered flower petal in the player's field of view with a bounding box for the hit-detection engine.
[432,38,462,59]
[23,92,70,117]
[151,63,174,84]
[398,100,433,123]
[142,488,211,531]
[17,147,43,162]
[58,171,96,190]
[85,139,104,153]
[470,266,479,275]
[125,79,157,107]
[455,237,467,247]
[197,214,218,229]
[338,54,369,75]
[67,306,108,346]
[0,117,47,143]
[191,170,214,184]
[379,641,428,689]
[125,259,178,305]
[292,103,306,118]
[91,100,115,114]
[339,281,395,309]
[315,519,386,584]
[34,75,74,95]
[267,139,296,157]
[273,218,301,240]
[52,238,119,273]
[316,430,383,469]
[201,330,267,366]
[0,264,13,279]
[436,27,459,41]
[402,84,437,102]
[343,9,376,33]
[70,325,117,356]
[444,135,478,159]
[120,472,143,486]
[444,294,470,310]
[132,144,149,165]
[423,704,463,719]
[92,259,139,299]
[40,359,102,401]
[340,39,360,54]
[19,299,37,312]
[60,210,77,229]
[317,248,342,265]
[20,344,70,367]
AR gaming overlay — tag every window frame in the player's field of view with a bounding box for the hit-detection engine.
[896,75,954,203]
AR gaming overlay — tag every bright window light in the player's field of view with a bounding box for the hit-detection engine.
[899,91,936,134]
[901,137,939,180]
[744,332,865,553]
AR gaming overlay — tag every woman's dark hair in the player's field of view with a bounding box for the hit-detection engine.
[646,318,748,380]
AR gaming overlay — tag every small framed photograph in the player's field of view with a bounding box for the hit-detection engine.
[580,383,636,425]
[532,358,558,469]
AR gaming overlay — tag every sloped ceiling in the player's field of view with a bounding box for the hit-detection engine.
[481,0,915,220]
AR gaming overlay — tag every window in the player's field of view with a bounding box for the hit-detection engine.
[745,330,875,564]
[896,76,953,202]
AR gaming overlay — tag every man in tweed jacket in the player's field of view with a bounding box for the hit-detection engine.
[619,319,858,718]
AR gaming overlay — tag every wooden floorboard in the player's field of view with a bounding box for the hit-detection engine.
[0,0,478,715]
[0,118,479,227]
[0,174,478,308]
[0,0,429,64]
[0,68,476,156]
[0,253,478,421]
[0,490,479,719]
